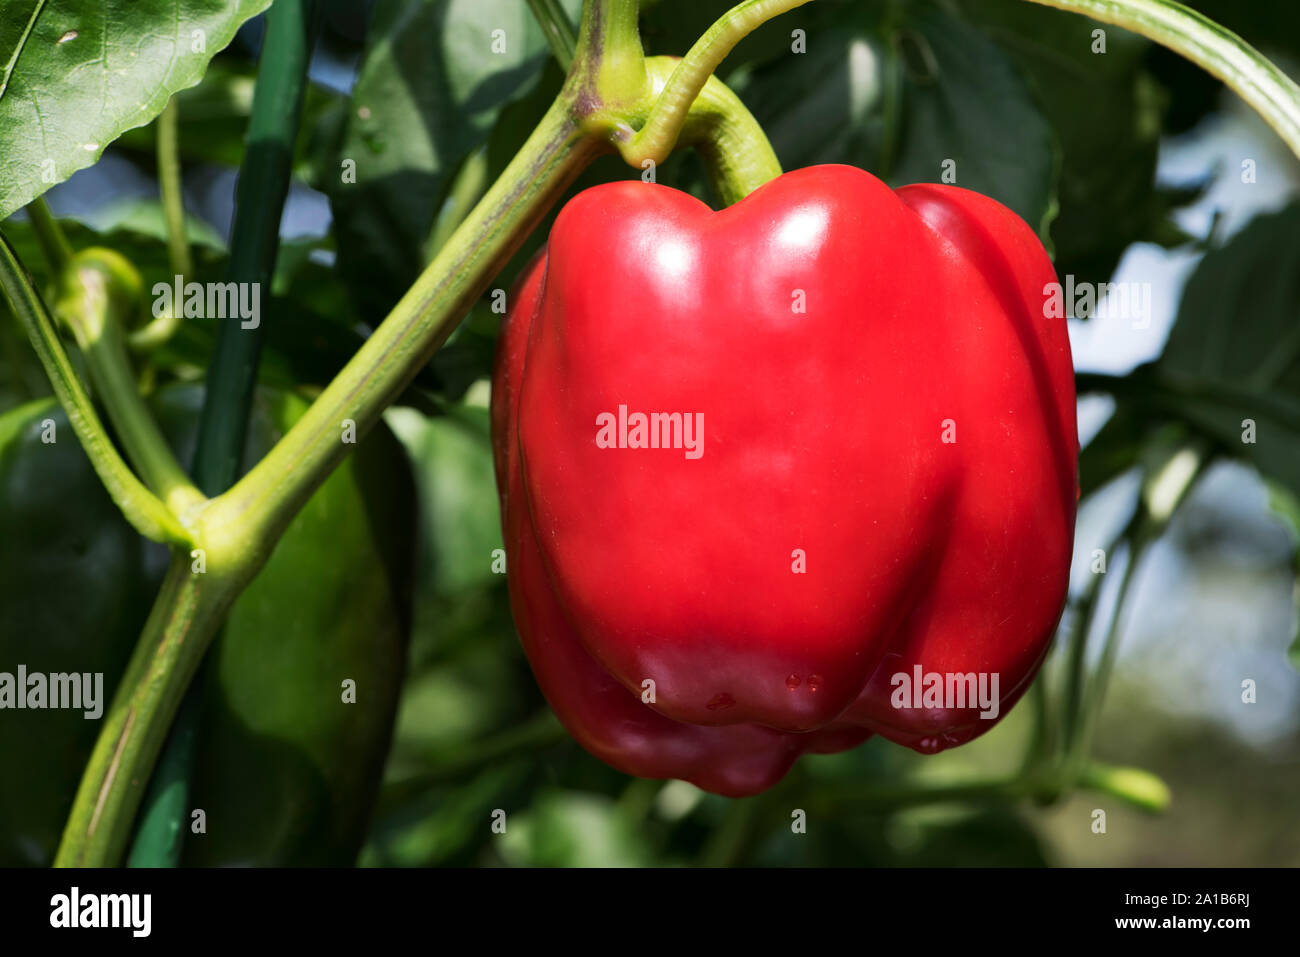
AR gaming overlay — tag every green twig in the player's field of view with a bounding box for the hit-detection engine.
[126,96,194,351]
[618,0,815,167]
[157,97,194,280]
[814,760,1169,815]
[0,235,189,544]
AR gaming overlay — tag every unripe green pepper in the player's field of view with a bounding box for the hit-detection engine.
[0,384,414,865]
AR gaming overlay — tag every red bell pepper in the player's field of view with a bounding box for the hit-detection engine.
[493,165,1078,796]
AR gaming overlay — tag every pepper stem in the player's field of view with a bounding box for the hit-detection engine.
[645,56,782,205]
[617,0,814,168]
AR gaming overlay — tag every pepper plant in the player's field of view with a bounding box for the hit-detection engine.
[1,0,1298,868]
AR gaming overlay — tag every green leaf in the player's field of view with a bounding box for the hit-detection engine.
[891,3,1057,238]
[1161,206,1300,395]
[0,0,273,219]
[329,0,577,321]
[1080,206,1300,496]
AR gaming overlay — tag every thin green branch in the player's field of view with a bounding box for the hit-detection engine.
[156,97,194,280]
[814,760,1169,815]
[205,96,598,555]
[1068,538,1145,765]
[0,235,190,545]
[1060,505,1142,753]
[377,712,567,809]
[643,56,782,205]
[620,0,815,166]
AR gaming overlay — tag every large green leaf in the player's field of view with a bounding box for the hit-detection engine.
[0,0,273,219]
[329,0,579,321]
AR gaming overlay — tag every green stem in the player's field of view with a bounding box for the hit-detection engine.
[54,553,244,867]
[1024,0,1300,161]
[26,197,72,275]
[126,96,193,352]
[644,56,782,204]
[1059,506,1141,754]
[526,0,578,69]
[55,251,205,516]
[619,0,815,166]
[157,97,193,280]
[816,773,1030,813]
[1067,537,1146,767]
[0,235,189,544]
[1019,668,1054,775]
[1065,443,1207,769]
[575,0,643,89]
